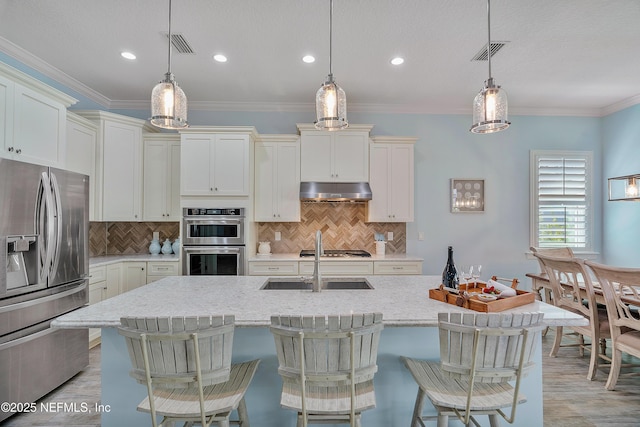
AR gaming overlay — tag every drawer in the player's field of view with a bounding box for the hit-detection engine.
[147,262,179,276]
[249,261,299,276]
[373,261,423,275]
[89,266,106,284]
[299,261,374,276]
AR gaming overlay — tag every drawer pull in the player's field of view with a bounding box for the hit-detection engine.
[393,267,404,270]
[268,267,280,271]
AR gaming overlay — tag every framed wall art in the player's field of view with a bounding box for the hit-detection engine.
[451,179,485,213]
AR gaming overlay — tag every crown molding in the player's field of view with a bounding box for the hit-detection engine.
[0,36,110,108]
[600,93,640,117]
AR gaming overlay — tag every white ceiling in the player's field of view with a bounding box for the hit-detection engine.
[1,0,640,116]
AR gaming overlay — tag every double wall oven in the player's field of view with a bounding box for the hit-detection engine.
[181,208,245,275]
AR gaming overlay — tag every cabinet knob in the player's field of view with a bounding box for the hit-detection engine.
[7,147,14,152]
[215,187,218,191]
[16,149,21,154]
[210,187,214,191]
[141,267,145,271]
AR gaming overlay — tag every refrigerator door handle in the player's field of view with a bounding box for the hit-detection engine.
[49,172,62,276]
[37,172,55,284]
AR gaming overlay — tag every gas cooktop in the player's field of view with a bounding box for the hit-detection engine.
[299,249,372,258]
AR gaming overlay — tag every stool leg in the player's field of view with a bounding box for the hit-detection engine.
[436,413,448,427]
[237,398,249,427]
[411,388,426,427]
[550,326,563,357]
[488,414,501,427]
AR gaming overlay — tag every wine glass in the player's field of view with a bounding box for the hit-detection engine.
[471,265,482,282]
[458,265,468,285]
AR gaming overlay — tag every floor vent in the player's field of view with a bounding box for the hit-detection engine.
[164,33,195,54]
[471,41,508,61]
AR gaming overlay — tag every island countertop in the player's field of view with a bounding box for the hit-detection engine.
[53,275,586,328]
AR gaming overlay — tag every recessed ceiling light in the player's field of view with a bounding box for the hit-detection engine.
[121,51,136,60]
[302,55,316,64]
[213,54,227,63]
[390,57,404,65]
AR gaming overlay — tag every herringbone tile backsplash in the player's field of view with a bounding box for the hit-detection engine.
[89,222,179,256]
[257,203,406,254]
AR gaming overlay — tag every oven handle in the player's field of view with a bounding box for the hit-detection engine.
[182,246,244,254]
[183,219,244,226]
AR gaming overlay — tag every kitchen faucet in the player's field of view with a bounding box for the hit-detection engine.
[312,230,323,292]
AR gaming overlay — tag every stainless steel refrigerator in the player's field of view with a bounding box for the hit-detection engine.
[0,158,89,422]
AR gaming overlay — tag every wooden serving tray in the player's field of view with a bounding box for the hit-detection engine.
[429,282,535,313]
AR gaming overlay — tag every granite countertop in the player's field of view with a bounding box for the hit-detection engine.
[250,253,423,262]
[90,254,179,267]
[53,275,586,329]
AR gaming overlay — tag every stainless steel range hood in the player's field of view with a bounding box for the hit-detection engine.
[300,182,372,202]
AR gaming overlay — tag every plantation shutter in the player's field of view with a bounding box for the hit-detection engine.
[536,154,588,248]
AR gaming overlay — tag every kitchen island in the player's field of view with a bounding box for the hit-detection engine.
[53,275,585,427]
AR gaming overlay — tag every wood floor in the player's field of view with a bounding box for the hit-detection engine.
[3,329,640,426]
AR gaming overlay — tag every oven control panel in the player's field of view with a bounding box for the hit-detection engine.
[183,208,244,217]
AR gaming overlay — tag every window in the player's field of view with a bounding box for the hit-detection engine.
[530,151,593,251]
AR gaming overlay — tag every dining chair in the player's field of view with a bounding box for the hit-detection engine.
[532,253,610,380]
[402,312,545,427]
[585,261,640,390]
[529,246,574,302]
[117,315,260,427]
[269,313,384,427]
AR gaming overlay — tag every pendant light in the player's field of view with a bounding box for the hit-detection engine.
[315,0,348,130]
[470,0,510,134]
[150,0,188,129]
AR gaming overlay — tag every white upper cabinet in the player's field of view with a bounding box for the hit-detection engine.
[254,135,300,222]
[298,123,373,182]
[0,62,76,167]
[75,111,153,222]
[367,136,416,223]
[180,127,256,196]
[143,134,181,221]
[66,112,98,220]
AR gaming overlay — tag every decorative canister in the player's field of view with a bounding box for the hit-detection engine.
[161,239,173,254]
[172,238,180,255]
[149,238,161,255]
[258,241,271,255]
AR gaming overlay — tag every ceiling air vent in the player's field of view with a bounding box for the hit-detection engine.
[164,33,195,54]
[471,41,508,61]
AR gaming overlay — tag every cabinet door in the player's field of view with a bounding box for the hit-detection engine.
[105,264,122,299]
[300,133,332,181]
[333,133,369,182]
[213,134,249,195]
[180,134,213,195]
[367,144,391,221]
[12,83,66,167]
[276,143,301,221]
[389,144,414,222]
[122,262,146,293]
[66,116,97,220]
[0,74,13,159]
[143,139,168,221]
[168,141,181,219]
[144,137,181,222]
[254,142,277,221]
[103,121,142,220]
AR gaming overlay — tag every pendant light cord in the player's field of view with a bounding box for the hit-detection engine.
[329,0,333,77]
[486,0,492,80]
[167,0,173,74]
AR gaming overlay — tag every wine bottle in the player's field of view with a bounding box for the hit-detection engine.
[442,246,459,289]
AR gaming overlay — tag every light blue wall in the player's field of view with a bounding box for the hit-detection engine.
[602,104,640,267]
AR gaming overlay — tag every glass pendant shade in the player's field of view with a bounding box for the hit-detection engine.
[150,73,188,129]
[315,75,348,130]
[625,177,639,198]
[471,78,510,134]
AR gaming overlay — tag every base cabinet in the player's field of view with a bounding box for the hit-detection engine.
[122,262,147,293]
[248,259,423,276]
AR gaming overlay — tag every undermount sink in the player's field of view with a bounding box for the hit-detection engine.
[260,277,373,290]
